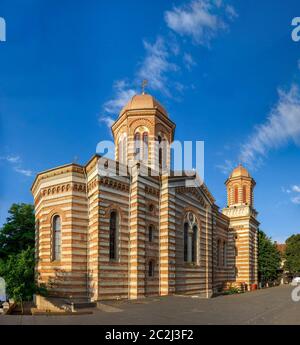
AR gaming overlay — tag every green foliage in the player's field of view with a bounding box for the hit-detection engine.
[285,234,300,275]
[0,203,35,259]
[258,230,281,284]
[223,286,241,295]
[0,203,40,302]
[0,247,35,301]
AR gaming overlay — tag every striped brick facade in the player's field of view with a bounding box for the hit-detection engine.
[31,93,259,301]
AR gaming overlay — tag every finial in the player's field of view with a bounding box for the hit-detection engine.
[142,79,148,94]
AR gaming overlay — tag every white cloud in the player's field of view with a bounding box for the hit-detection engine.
[216,159,234,175]
[14,167,33,177]
[99,80,136,130]
[137,37,178,97]
[0,154,33,177]
[101,0,237,131]
[225,5,238,20]
[183,53,197,70]
[282,185,300,205]
[291,196,300,205]
[0,155,20,164]
[164,0,234,45]
[239,84,300,169]
[281,186,291,194]
[103,80,136,115]
[99,116,115,128]
[292,185,300,193]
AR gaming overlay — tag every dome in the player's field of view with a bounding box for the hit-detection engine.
[230,164,250,178]
[119,93,168,117]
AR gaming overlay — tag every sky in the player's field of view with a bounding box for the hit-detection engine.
[0,0,300,243]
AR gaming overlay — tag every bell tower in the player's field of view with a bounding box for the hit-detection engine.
[226,164,255,207]
[111,92,176,172]
[222,165,259,289]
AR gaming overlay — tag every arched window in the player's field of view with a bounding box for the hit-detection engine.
[243,185,247,203]
[109,211,118,260]
[183,222,189,262]
[148,225,153,242]
[134,132,141,160]
[234,186,239,204]
[53,215,61,261]
[223,241,227,266]
[143,132,148,161]
[191,226,197,263]
[148,260,154,277]
[217,239,221,267]
[149,204,154,213]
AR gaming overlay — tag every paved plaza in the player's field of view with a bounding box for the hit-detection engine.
[0,285,298,325]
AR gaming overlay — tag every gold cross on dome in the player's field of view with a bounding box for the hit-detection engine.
[142,79,148,94]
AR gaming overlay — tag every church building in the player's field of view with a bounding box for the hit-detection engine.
[31,92,259,301]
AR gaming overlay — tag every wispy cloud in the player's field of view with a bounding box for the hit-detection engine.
[100,0,237,131]
[0,154,33,177]
[99,80,136,129]
[216,159,234,175]
[291,184,300,204]
[225,4,238,20]
[291,196,300,205]
[13,167,33,177]
[137,37,178,97]
[103,80,136,115]
[282,184,300,205]
[292,185,300,193]
[1,155,21,164]
[281,186,291,194]
[164,0,234,45]
[239,84,300,169]
[183,53,197,70]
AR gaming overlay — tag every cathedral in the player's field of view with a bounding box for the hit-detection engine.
[31,92,259,301]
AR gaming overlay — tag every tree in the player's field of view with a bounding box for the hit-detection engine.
[0,247,35,302]
[285,234,300,276]
[0,203,35,259]
[258,230,281,285]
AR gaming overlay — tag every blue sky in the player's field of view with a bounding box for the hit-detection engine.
[0,0,300,243]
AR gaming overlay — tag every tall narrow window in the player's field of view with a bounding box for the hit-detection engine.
[143,132,148,161]
[53,215,61,261]
[148,260,154,277]
[191,226,197,263]
[148,225,153,242]
[158,135,162,167]
[243,185,247,204]
[217,239,221,266]
[184,223,188,262]
[223,241,227,266]
[134,132,141,160]
[234,186,239,204]
[109,211,118,260]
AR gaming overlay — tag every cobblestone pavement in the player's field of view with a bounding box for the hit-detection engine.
[0,285,298,325]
